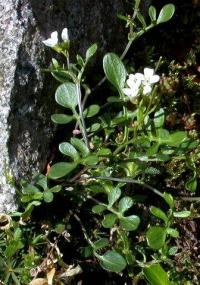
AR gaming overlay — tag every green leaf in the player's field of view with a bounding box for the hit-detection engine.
[146,226,167,250]
[154,108,165,128]
[118,197,134,213]
[94,238,109,250]
[108,187,121,206]
[150,207,168,223]
[82,155,98,165]
[5,240,23,258]
[102,214,117,228]
[49,185,62,193]
[143,264,171,285]
[84,104,100,118]
[51,114,74,124]
[103,53,126,90]
[168,246,178,256]
[70,137,89,157]
[137,12,146,28]
[149,6,157,22]
[167,131,187,146]
[43,191,54,203]
[185,176,197,192]
[97,148,111,157]
[157,4,175,24]
[87,122,101,132]
[11,272,21,285]
[55,82,78,110]
[166,228,179,238]
[22,184,40,195]
[120,215,140,231]
[163,192,174,208]
[173,211,191,218]
[97,250,126,273]
[33,174,47,190]
[59,142,80,161]
[51,70,72,83]
[48,162,76,180]
[86,43,98,61]
[92,204,107,214]
[147,143,160,156]
[107,96,122,103]
[21,192,43,203]
[137,11,147,29]
[22,201,41,220]
[76,54,85,67]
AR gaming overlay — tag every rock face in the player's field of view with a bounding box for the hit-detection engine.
[0,0,127,212]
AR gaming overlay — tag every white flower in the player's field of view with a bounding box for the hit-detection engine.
[141,68,160,95]
[61,28,69,42]
[42,31,58,47]
[123,74,143,101]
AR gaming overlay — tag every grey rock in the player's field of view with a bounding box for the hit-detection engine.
[0,0,128,212]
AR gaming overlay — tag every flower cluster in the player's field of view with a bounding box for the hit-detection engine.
[123,68,160,102]
[43,28,69,48]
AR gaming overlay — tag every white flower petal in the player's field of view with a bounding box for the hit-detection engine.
[143,84,152,95]
[135,73,145,82]
[123,88,133,96]
[149,74,160,84]
[61,28,69,41]
[127,74,142,89]
[43,31,58,47]
[144,67,154,79]
[42,38,56,47]
[123,87,139,99]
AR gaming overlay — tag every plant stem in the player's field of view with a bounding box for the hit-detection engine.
[93,176,164,197]
[70,210,94,247]
[76,82,89,149]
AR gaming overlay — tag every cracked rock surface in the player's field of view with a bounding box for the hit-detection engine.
[0,0,127,212]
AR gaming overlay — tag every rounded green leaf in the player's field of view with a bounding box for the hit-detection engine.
[163,192,174,209]
[55,82,78,109]
[167,131,187,146]
[97,148,111,157]
[70,137,89,158]
[102,214,117,228]
[103,53,126,90]
[118,197,134,213]
[166,228,179,238]
[146,226,166,250]
[82,155,98,165]
[43,191,54,203]
[150,207,168,223]
[120,215,140,231]
[84,104,100,118]
[87,123,101,132]
[93,238,109,250]
[92,204,107,214]
[48,162,76,180]
[185,176,197,192]
[157,4,175,24]
[51,114,74,124]
[149,6,157,22]
[49,185,62,193]
[59,142,80,161]
[173,211,191,218]
[86,43,98,61]
[154,108,165,128]
[143,264,171,285]
[98,250,127,273]
[108,187,121,206]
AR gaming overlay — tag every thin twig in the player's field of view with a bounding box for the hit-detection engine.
[92,176,163,197]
